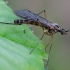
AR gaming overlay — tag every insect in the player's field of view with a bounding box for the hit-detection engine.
[13,10,69,69]
[13,9,69,52]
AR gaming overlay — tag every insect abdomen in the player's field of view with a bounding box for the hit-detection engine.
[14,19,39,25]
[14,19,28,25]
[14,19,49,30]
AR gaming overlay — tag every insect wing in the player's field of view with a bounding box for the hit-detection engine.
[15,9,52,26]
[15,9,37,20]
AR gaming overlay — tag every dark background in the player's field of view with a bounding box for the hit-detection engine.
[4,0,70,70]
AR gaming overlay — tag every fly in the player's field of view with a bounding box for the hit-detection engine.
[14,9,69,54]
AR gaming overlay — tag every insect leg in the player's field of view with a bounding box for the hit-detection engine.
[38,10,47,19]
[30,19,45,54]
[46,35,53,68]
[38,10,46,15]
[30,32,45,54]
[44,37,53,52]
[49,36,53,54]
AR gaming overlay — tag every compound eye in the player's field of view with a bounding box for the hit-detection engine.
[55,25,60,28]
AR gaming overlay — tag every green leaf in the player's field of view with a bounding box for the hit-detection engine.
[0,0,48,70]
[0,37,44,70]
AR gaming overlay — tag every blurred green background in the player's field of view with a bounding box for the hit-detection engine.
[4,0,70,70]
